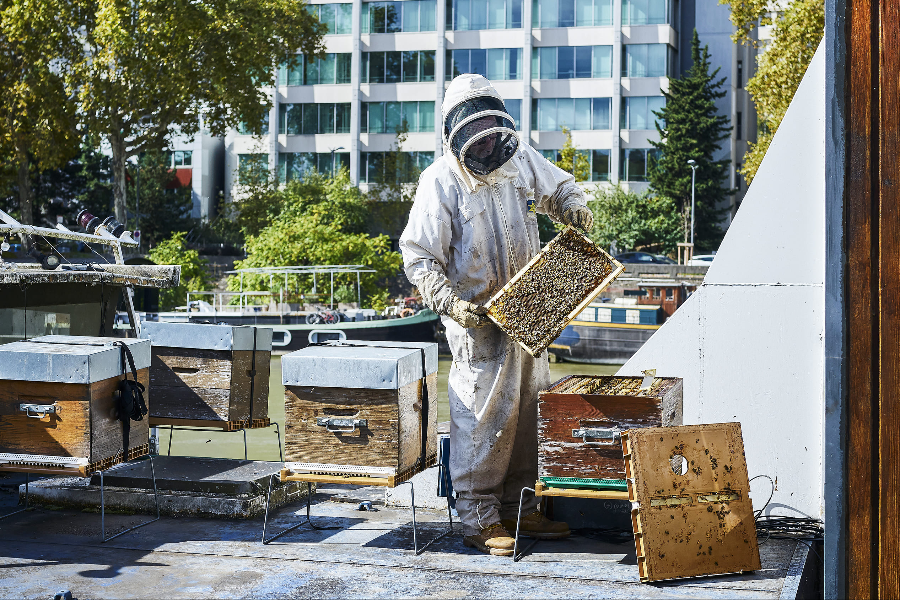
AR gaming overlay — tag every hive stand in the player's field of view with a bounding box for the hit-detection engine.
[0,451,160,542]
[151,417,283,461]
[512,479,629,562]
[261,459,455,555]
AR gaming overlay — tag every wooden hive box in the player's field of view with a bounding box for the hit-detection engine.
[538,375,682,482]
[0,335,151,475]
[282,342,438,482]
[141,322,272,427]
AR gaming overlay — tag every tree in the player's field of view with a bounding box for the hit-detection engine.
[649,29,732,250]
[721,0,824,183]
[0,0,80,229]
[126,149,195,248]
[67,0,327,223]
[554,127,591,183]
[148,232,213,310]
[587,184,682,254]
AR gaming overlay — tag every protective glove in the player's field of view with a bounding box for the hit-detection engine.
[448,296,489,328]
[560,204,594,232]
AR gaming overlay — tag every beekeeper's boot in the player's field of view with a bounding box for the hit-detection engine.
[502,510,571,539]
[463,523,516,556]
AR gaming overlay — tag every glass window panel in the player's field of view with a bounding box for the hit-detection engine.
[420,50,435,81]
[336,53,351,83]
[510,48,522,79]
[487,48,505,80]
[336,103,351,133]
[575,0,592,25]
[369,102,384,132]
[371,2,386,32]
[361,2,370,33]
[509,0,522,27]
[559,0,575,26]
[648,96,665,127]
[557,98,574,129]
[539,47,556,78]
[591,149,610,181]
[453,49,468,77]
[418,101,435,131]
[385,101,402,133]
[469,49,487,77]
[593,45,612,78]
[505,98,521,128]
[575,46,592,78]
[596,0,611,24]
[305,55,320,84]
[470,0,486,29]
[456,0,471,29]
[592,97,610,129]
[648,44,667,76]
[386,51,401,82]
[402,51,418,82]
[420,0,436,30]
[574,98,591,129]
[648,0,666,23]
[386,2,402,31]
[488,0,505,28]
[557,46,575,79]
[541,0,558,27]
[302,104,318,134]
[403,0,419,31]
[320,53,336,84]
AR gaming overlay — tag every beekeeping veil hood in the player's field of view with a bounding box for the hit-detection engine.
[442,74,518,176]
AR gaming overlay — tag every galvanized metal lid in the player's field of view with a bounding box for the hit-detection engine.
[139,322,273,352]
[0,336,151,384]
[282,345,430,389]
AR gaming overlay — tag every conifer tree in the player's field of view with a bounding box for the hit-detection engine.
[649,29,732,250]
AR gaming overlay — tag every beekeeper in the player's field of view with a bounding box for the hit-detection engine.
[400,74,593,556]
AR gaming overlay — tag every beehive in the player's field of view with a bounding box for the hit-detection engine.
[538,375,682,481]
[486,226,624,356]
[0,336,151,475]
[140,322,272,427]
[282,342,438,481]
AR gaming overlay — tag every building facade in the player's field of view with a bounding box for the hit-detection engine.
[224,0,754,225]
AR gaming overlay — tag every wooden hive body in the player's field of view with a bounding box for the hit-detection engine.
[538,375,682,480]
[141,323,271,423]
[282,343,438,479]
[0,336,151,474]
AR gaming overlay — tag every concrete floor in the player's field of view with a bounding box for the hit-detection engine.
[0,476,804,599]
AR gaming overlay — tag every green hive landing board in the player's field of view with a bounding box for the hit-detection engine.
[485,226,624,357]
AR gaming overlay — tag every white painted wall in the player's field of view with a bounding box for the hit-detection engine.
[618,43,826,519]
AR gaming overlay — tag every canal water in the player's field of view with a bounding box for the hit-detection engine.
[155,357,621,461]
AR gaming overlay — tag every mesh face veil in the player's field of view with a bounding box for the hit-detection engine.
[444,96,518,176]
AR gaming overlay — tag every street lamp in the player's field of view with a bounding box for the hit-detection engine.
[687,159,698,248]
[329,146,345,177]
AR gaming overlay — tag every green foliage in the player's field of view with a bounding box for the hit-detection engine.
[554,128,591,182]
[148,232,213,310]
[127,149,195,248]
[649,30,732,250]
[586,185,682,254]
[739,0,824,184]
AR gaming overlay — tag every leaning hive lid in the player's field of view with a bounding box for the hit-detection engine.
[0,336,151,384]
[282,345,429,390]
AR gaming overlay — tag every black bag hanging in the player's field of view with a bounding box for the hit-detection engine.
[114,341,148,457]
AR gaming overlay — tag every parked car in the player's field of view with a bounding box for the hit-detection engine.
[615,251,676,264]
[688,254,716,266]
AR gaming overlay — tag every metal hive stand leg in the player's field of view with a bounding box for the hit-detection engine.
[0,473,30,521]
[100,455,161,543]
[512,486,540,562]
[261,477,338,544]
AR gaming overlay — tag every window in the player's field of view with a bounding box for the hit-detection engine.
[312,3,353,34]
[362,51,435,83]
[621,0,670,25]
[532,98,611,130]
[279,54,352,85]
[359,151,435,183]
[736,111,742,140]
[279,104,352,134]
[238,154,269,184]
[530,46,612,79]
[622,44,669,77]
[362,0,436,32]
[237,112,269,136]
[362,101,435,133]
[532,0,612,27]
[447,48,522,80]
[170,150,192,167]
[538,148,610,181]
[619,148,660,182]
[737,60,743,88]
[450,0,522,30]
[621,96,665,129]
[278,152,350,183]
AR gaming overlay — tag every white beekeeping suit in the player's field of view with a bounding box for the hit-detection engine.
[400,74,593,554]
